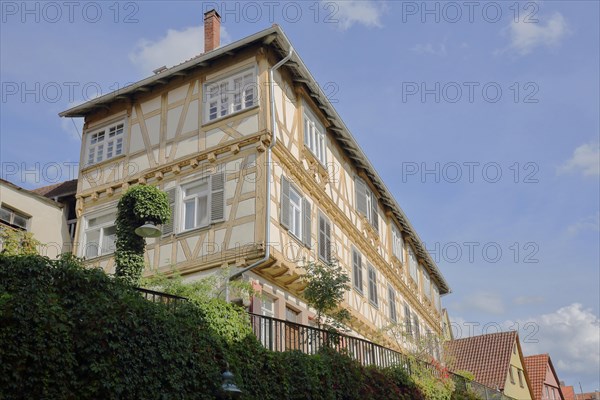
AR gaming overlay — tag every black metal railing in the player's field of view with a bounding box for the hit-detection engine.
[135,288,516,400]
[249,312,440,375]
[136,287,187,309]
[248,313,517,400]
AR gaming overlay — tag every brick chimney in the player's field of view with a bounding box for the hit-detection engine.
[204,9,221,53]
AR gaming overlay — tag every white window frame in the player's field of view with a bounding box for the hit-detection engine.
[181,178,210,232]
[260,296,275,349]
[82,210,117,259]
[204,66,258,123]
[176,172,225,234]
[391,223,404,262]
[0,205,30,230]
[280,176,312,248]
[85,119,126,166]
[289,185,303,240]
[303,104,327,165]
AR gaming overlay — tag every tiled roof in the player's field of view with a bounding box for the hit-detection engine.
[445,331,517,390]
[524,354,549,400]
[32,179,77,198]
[561,386,576,400]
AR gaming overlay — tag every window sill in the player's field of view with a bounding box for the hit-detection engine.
[81,153,127,173]
[353,287,364,297]
[83,252,115,262]
[201,104,259,129]
[175,223,215,239]
[282,224,310,250]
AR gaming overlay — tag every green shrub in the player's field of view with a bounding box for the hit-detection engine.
[0,254,465,399]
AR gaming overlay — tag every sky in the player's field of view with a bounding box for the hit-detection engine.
[1,0,599,392]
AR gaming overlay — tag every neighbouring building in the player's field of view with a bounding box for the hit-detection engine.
[560,385,576,400]
[576,392,600,400]
[0,179,72,257]
[524,354,565,400]
[58,10,451,352]
[445,331,535,400]
[32,179,78,243]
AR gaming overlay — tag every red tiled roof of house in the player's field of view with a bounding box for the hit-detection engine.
[445,331,517,391]
[561,386,576,400]
[524,354,549,400]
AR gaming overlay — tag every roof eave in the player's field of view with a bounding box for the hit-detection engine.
[59,26,280,118]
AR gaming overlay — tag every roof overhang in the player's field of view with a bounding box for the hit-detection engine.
[59,25,451,294]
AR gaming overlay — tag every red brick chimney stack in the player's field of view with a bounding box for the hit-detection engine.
[204,9,221,53]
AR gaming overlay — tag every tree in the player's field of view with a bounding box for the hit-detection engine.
[302,258,351,331]
[114,185,170,285]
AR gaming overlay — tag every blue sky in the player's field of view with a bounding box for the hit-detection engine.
[1,0,598,392]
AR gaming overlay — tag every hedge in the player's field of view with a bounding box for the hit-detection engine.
[0,254,476,400]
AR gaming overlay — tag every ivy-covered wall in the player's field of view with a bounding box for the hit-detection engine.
[0,255,478,400]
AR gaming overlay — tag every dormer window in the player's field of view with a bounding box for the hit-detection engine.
[303,105,327,165]
[85,120,125,166]
[204,67,257,123]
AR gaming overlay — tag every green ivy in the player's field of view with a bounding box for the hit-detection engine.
[114,185,170,285]
[0,254,483,400]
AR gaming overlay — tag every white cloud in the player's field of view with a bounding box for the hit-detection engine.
[559,141,600,177]
[324,0,386,30]
[567,212,600,236]
[513,304,600,379]
[129,25,230,76]
[410,43,447,56]
[499,12,569,55]
[452,291,505,315]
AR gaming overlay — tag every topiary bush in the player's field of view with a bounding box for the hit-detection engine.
[114,185,170,285]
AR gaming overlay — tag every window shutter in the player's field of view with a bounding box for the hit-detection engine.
[353,249,362,291]
[370,192,379,230]
[318,214,332,262]
[162,188,177,235]
[355,177,368,216]
[302,198,311,248]
[280,176,290,229]
[210,172,225,222]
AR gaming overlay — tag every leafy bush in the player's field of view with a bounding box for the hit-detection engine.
[0,254,466,399]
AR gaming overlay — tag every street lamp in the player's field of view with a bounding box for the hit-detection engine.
[134,221,162,238]
[221,368,242,397]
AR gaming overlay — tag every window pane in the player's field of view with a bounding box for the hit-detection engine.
[0,207,11,223]
[196,195,208,227]
[88,214,113,227]
[85,229,100,258]
[12,214,28,229]
[102,226,117,255]
[184,200,195,230]
[185,181,208,196]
